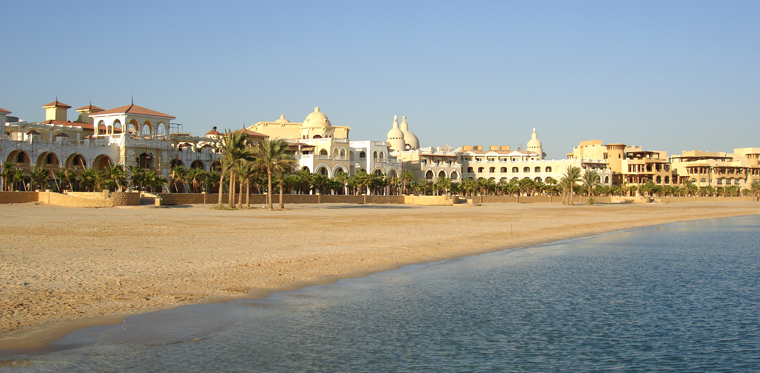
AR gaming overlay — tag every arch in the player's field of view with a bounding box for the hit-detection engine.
[340,148,347,158]
[604,176,610,184]
[499,177,508,183]
[450,171,459,180]
[373,151,378,159]
[93,155,113,170]
[319,148,328,156]
[500,167,507,172]
[141,124,151,136]
[512,177,519,181]
[545,166,552,172]
[535,166,541,172]
[656,175,662,184]
[664,176,670,184]
[379,152,384,160]
[301,166,311,173]
[316,165,330,177]
[374,169,384,176]
[112,119,122,134]
[359,151,366,159]
[360,169,366,173]
[190,160,205,170]
[127,120,138,135]
[171,158,184,168]
[438,170,447,178]
[488,167,495,173]
[387,169,398,178]
[312,135,322,139]
[211,160,222,172]
[7,150,31,167]
[425,170,434,180]
[97,120,107,135]
[534,177,542,182]
[478,167,484,173]
[66,153,87,169]
[156,123,167,136]
[36,152,60,169]
[467,177,475,181]
[333,148,340,157]
[523,167,530,173]
[333,165,348,175]
[512,167,519,173]
[138,152,153,169]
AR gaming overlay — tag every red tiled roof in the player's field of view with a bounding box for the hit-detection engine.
[42,100,72,108]
[233,129,269,138]
[93,104,175,119]
[76,104,104,112]
[0,107,10,114]
[55,132,70,137]
[206,129,222,136]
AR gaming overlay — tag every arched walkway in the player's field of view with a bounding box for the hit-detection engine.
[93,155,113,170]
[7,150,31,168]
[450,171,459,180]
[438,170,447,178]
[66,153,87,170]
[190,160,205,170]
[36,152,60,169]
[425,170,434,180]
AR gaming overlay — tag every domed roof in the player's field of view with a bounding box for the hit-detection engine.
[400,116,419,149]
[302,107,331,127]
[527,128,542,148]
[387,116,404,139]
[274,114,290,123]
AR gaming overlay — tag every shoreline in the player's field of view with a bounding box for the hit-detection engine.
[1,201,758,351]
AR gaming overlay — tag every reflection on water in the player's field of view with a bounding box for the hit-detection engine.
[3,216,760,372]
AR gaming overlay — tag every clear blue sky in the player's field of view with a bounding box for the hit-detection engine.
[2,0,758,159]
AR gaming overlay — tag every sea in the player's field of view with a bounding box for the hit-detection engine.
[2,215,759,372]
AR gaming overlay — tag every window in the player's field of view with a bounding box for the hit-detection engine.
[535,167,541,172]
[489,167,495,173]
[717,179,723,185]
[467,167,473,173]
[478,167,484,173]
[523,167,530,173]
[546,167,552,172]
[512,167,518,173]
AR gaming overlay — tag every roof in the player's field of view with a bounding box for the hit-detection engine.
[206,129,222,136]
[0,107,10,114]
[76,103,104,112]
[93,104,175,119]
[232,129,268,138]
[42,119,94,130]
[42,100,72,108]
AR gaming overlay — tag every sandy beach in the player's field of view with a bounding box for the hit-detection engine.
[0,201,757,349]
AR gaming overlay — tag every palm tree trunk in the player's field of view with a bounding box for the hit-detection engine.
[246,179,251,209]
[267,169,273,210]
[279,175,285,210]
[218,171,225,205]
[237,177,243,209]
[229,174,236,208]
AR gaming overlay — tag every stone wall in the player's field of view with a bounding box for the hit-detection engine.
[0,192,39,204]
[403,195,454,206]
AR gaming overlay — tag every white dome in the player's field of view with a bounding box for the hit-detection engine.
[274,114,290,123]
[400,116,419,149]
[387,116,405,151]
[303,107,331,127]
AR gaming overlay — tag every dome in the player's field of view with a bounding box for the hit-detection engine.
[400,116,419,149]
[302,107,331,127]
[527,128,542,148]
[274,114,290,123]
[387,116,404,139]
[387,116,405,151]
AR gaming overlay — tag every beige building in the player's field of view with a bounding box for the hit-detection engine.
[394,144,462,182]
[568,140,672,187]
[248,107,350,140]
[670,148,760,189]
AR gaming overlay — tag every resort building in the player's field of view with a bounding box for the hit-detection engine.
[248,108,403,179]
[456,130,612,186]
[670,149,760,189]
[393,144,462,181]
[0,100,222,190]
[568,140,672,187]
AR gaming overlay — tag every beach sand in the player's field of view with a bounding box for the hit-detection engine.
[0,201,757,349]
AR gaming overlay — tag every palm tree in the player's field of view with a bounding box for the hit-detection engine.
[102,164,127,192]
[29,167,50,191]
[581,169,601,203]
[560,166,582,205]
[55,169,74,192]
[170,165,189,193]
[2,162,18,191]
[399,169,414,195]
[276,159,297,210]
[217,130,255,205]
[251,138,296,210]
[353,171,373,195]
[79,168,102,192]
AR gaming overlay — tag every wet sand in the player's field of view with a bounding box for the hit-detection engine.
[0,201,757,349]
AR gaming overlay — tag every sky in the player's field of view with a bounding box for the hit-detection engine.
[2,0,758,159]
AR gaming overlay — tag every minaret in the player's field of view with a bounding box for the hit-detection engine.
[526,128,543,159]
[386,115,405,151]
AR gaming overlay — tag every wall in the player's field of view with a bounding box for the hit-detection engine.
[0,192,39,204]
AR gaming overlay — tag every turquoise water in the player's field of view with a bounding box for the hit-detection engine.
[3,215,760,372]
